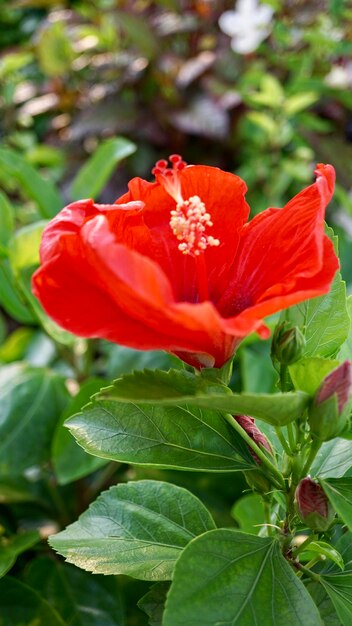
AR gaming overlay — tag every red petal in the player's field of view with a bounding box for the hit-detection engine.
[81,215,237,364]
[33,204,234,365]
[115,166,249,303]
[216,164,338,334]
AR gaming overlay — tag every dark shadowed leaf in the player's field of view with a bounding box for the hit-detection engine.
[52,378,107,485]
[0,531,40,578]
[138,582,170,626]
[0,576,65,625]
[0,363,69,475]
[25,557,125,626]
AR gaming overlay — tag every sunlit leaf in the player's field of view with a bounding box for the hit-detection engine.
[50,480,216,580]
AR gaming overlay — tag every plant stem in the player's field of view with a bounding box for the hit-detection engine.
[224,414,285,489]
[263,498,273,536]
[286,422,296,452]
[275,427,291,455]
[302,440,321,476]
[304,555,322,570]
[295,562,321,582]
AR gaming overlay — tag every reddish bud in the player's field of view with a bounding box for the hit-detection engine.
[309,361,352,441]
[316,361,352,413]
[235,415,272,463]
[295,477,335,531]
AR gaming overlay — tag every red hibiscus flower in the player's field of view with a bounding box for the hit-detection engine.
[32,156,338,369]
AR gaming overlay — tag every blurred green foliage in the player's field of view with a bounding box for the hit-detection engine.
[0,0,352,623]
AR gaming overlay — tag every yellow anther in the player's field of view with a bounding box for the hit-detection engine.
[169,195,220,256]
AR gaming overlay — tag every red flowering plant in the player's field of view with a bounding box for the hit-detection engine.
[31,157,352,625]
[33,156,338,370]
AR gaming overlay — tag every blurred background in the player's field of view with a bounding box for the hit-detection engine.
[1,1,352,214]
[0,1,352,623]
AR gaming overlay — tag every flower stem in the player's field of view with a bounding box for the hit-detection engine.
[263,498,273,536]
[224,414,285,489]
[275,426,291,455]
[295,562,321,581]
[286,422,296,451]
[302,440,321,477]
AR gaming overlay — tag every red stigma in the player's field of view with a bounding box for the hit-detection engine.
[152,155,187,179]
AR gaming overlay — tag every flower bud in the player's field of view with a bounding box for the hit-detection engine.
[295,477,335,531]
[309,361,352,441]
[234,415,272,463]
[271,322,306,366]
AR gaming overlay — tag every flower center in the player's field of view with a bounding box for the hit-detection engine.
[152,154,220,257]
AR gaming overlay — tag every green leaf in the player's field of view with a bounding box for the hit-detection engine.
[302,541,344,570]
[116,12,158,59]
[311,439,352,478]
[52,379,108,485]
[37,22,73,77]
[9,222,75,345]
[0,531,40,578]
[25,557,125,626]
[307,582,341,626]
[49,480,216,580]
[163,529,321,626]
[261,74,285,103]
[281,254,350,359]
[240,344,278,394]
[67,400,254,472]
[9,220,45,269]
[0,576,65,625]
[321,574,352,626]
[0,259,35,324]
[231,493,266,535]
[95,368,309,426]
[0,328,35,364]
[0,191,14,249]
[0,363,70,475]
[138,582,170,626]
[71,137,136,201]
[289,358,340,395]
[284,92,318,115]
[338,295,352,361]
[0,148,62,218]
[321,477,352,532]
[246,112,277,135]
[0,477,38,504]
